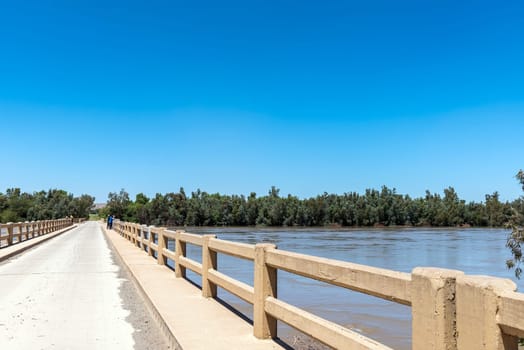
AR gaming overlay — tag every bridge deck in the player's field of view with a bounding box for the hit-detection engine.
[0,222,169,349]
[104,224,284,350]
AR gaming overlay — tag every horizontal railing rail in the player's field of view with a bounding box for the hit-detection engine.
[111,220,524,350]
[0,218,75,248]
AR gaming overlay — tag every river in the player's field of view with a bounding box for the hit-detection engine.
[169,227,517,349]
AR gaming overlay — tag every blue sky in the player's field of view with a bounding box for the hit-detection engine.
[0,0,523,202]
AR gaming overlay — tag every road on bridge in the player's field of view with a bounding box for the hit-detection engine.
[0,221,169,349]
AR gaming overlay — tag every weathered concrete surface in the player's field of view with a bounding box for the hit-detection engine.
[103,224,284,350]
[411,267,463,350]
[456,275,519,350]
[0,221,169,349]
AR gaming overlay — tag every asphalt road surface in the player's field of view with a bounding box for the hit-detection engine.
[0,221,170,349]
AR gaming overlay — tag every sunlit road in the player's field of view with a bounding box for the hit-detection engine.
[0,221,165,349]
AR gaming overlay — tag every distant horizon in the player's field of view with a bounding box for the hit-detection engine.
[1,1,523,204]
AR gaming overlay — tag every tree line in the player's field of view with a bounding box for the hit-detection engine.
[100,186,524,228]
[0,188,95,223]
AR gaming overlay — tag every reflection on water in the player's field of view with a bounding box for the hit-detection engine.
[168,227,518,350]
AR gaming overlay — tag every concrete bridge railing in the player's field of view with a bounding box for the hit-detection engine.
[113,220,524,350]
[0,218,75,248]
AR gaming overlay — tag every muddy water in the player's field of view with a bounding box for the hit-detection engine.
[166,228,520,350]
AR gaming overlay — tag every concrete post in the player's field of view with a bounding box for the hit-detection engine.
[148,227,153,256]
[139,225,144,250]
[411,267,464,350]
[254,243,277,339]
[456,275,518,350]
[202,234,218,298]
[157,229,166,266]
[7,223,13,246]
[175,230,186,278]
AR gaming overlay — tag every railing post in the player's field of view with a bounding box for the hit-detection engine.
[20,223,25,242]
[456,275,518,350]
[157,228,166,266]
[16,223,21,242]
[7,223,13,246]
[148,227,153,256]
[202,234,218,298]
[254,243,277,339]
[23,222,28,241]
[139,225,144,250]
[133,225,138,246]
[175,230,186,278]
[411,267,464,350]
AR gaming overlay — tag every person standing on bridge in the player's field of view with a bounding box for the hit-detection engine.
[107,214,114,230]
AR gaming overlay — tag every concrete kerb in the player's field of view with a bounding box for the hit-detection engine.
[100,224,183,350]
[0,224,79,262]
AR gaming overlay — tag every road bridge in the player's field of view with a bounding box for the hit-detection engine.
[1,219,524,350]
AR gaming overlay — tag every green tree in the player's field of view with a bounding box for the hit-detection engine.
[507,170,524,278]
[70,194,95,219]
[1,188,32,222]
[105,189,131,220]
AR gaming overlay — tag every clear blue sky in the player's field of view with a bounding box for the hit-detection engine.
[0,0,523,203]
